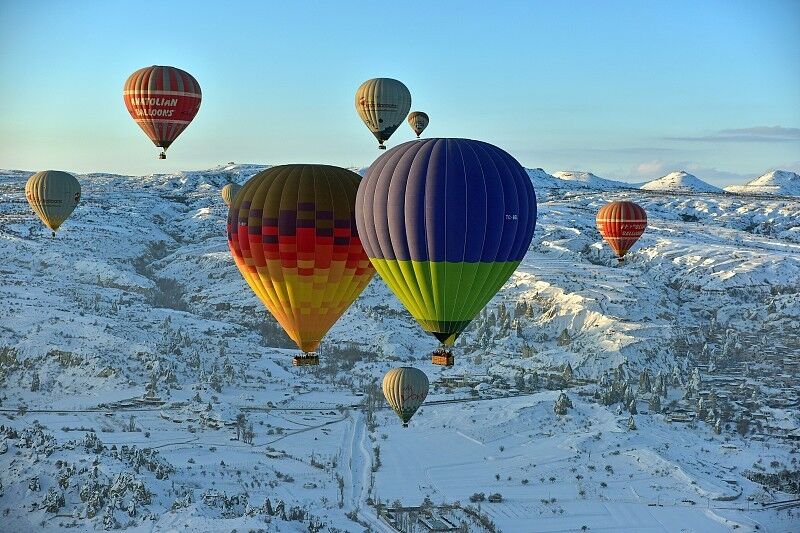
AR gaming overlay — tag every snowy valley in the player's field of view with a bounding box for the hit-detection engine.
[0,164,799,532]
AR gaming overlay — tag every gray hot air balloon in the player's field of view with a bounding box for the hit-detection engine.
[407,111,429,138]
[382,367,429,427]
[25,170,81,237]
[354,78,411,149]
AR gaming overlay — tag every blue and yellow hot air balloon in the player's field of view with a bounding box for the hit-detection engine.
[355,138,537,366]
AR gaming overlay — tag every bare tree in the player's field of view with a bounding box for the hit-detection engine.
[235,413,246,441]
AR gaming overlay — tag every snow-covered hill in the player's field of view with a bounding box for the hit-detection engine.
[641,171,723,193]
[725,170,800,196]
[1,165,798,532]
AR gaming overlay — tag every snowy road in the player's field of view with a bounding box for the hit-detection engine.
[338,410,394,532]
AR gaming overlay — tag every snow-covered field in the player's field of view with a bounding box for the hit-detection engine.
[1,164,798,532]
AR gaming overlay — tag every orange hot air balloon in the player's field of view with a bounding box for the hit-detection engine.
[596,201,647,262]
[123,66,202,159]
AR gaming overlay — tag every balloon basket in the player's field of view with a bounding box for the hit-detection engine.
[402,422,409,428]
[293,355,319,366]
[378,145,386,150]
[431,351,454,367]
[158,152,166,160]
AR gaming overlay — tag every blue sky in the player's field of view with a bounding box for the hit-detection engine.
[1,0,798,184]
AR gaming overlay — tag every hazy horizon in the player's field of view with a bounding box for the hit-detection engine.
[1,0,799,185]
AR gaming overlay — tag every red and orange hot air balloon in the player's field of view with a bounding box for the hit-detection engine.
[596,201,647,262]
[227,165,375,366]
[123,66,202,159]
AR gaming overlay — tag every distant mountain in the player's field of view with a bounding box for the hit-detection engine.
[525,167,569,189]
[351,165,635,192]
[724,170,800,196]
[552,171,634,190]
[640,171,723,193]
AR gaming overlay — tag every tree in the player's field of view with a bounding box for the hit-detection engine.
[648,394,661,413]
[627,416,637,430]
[638,371,651,393]
[736,417,750,437]
[690,367,701,389]
[623,386,634,406]
[707,390,717,410]
[497,303,507,322]
[235,413,247,441]
[672,365,683,387]
[145,375,158,398]
[696,399,707,421]
[128,415,136,432]
[526,372,539,391]
[209,372,222,393]
[562,363,574,383]
[30,373,40,392]
[554,392,573,415]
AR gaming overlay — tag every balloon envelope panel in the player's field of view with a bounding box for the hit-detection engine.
[356,138,537,345]
[227,165,375,353]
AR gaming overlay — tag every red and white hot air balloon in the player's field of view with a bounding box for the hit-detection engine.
[596,201,647,262]
[123,65,202,159]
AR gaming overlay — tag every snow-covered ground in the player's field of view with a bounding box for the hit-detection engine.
[1,165,798,532]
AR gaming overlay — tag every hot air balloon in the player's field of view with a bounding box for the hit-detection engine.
[407,111,429,138]
[25,171,81,237]
[221,183,242,207]
[354,78,411,150]
[382,367,429,427]
[355,138,537,366]
[123,66,202,159]
[596,201,647,262]
[227,165,375,366]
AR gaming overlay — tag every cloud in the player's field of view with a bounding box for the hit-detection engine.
[634,160,668,176]
[665,126,800,143]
